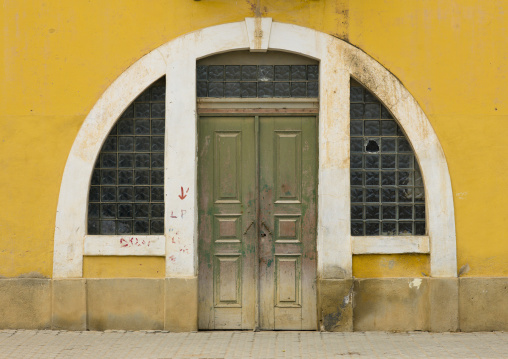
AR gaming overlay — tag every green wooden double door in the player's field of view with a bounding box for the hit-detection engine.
[198,116,317,330]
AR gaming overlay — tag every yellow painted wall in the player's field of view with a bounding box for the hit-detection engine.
[1,1,507,277]
[83,257,165,278]
[353,255,430,278]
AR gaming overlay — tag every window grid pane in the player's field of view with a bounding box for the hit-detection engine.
[196,65,319,98]
[350,80,426,236]
[88,78,165,235]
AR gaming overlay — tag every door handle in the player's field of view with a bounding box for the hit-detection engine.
[243,221,255,235]
[261,221,272,235]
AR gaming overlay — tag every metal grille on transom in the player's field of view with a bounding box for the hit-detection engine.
[196,65,319,98]
[87,78,165,235]
[350,79,426,236]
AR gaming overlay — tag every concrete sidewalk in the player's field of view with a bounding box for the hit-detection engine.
[0,330,507,358]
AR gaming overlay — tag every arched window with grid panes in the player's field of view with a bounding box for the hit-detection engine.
[350,79,426,236]
[87,78,165,235]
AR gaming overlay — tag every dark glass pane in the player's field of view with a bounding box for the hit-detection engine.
[135,170,150,185]
[101,220,116,234]
[398,222,413,235]
[135,187,150,202]
[398,154,412,169]
[350,138,363,152]
[118,154,133,168]
[366,171,379,185]
[364,90,378,102]
[366,205,380,219]
[351,188,363,202]
[351,171,363,186]
[398,188,413,202]
[381,120,397,136]
[274,65,290,80]
[382,222,396,235]
[350,87,363,102]
[351,222,364,236]
[307,65,319,80]
[118,204,133,218]
[365,104,381,119]
[151,86,165,101]
[151,187,164,202]
[101,187,116,202]
[381,155,396,169]
[118,187,133,202]
[274,82,290,97]
[382,206,396,220]
[91,170,100,186]
[242,66,257,80]
[118,170,133,185]
[365,155,379,169]
[241,82,257,98]
[351,205,363,219]
[350,120,363,136]
[351,154,363,169]
[415,222,426,235]
[118,137,134,152]
[136,89,150,102]
[398,171,412,186]
[135,204,149,217]
[100,170,115,185]
[88,219,99,235]
[366,188,379,202]
[307,82,318,97]
[350,104,364,119]
[364,120,380,135]
[135,137,150,152]
[88,203,100,218]
[151,204,165,218]
[103,136,117,152]
[121,105,134,119]
[208,66,224,80]
[101,204,116,218]
[151,103,165,118]
[208,82,224,97]
[225,82,241,97]
[89,186,100,202]
[151,136,164,152]
[258,82,274,98]
[415,205,425,219]
[134,103,150,118]
[135,153,150,168]
[399,206,413,219]
[151,170,164,185]
[101,154,117,168]
[151,153,164,168]
[414,187,425,202]
[197,81,208,97]
[151,120,165,135]
[291,65,306,80]
[150,220,164,234]
[398,138,412,152]
[381,106,392,119]
[118,119,134,135]
[258,66,274,81]
[365,222,380,235]
[382,188,396,202]
[117,220,132,234]
[414,168,424,187]
[382,172,396,186]
[134,220,149,234]
[381,138,396,152]
[225,65,241,80]
[197,66,208,80]
[291,82,306,97]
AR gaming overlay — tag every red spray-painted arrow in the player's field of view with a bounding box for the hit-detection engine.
[178,187,189,200]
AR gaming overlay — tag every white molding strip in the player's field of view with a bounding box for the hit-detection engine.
[352,236,430,255]
[53,19,457,279]
[84,235,165,256]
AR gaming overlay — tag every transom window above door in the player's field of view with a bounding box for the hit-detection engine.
[196,50,319,98]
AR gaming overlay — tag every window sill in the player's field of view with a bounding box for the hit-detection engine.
[84,235,165,256]
[351,236,429,254]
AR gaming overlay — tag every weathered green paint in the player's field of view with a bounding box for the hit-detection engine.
[198,116,317,330]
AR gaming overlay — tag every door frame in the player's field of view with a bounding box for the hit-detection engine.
[197,109,319,330]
